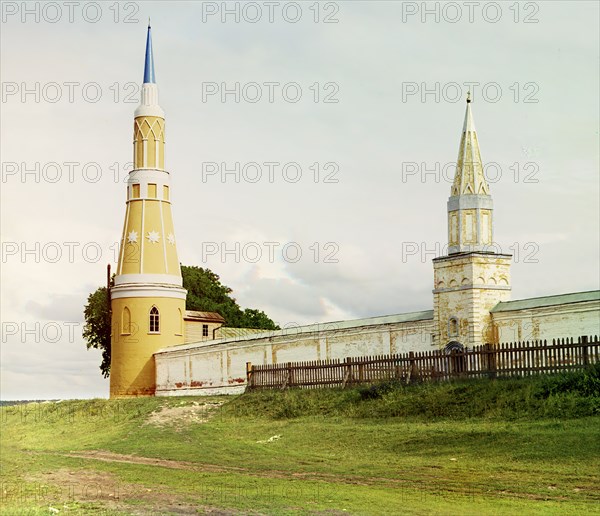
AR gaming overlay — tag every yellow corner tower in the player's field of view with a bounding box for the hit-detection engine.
[110,24,186,397]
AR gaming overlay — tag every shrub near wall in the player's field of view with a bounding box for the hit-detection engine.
[225,364,600,420]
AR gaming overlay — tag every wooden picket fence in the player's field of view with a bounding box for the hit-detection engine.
[245,336,600,391]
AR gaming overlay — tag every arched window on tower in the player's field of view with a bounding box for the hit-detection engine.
[149,306,160,333]
[122,307,131,335]
[448,317,459,338]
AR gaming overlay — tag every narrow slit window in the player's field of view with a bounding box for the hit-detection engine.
[202,324,209,337]
[149,306,160,333]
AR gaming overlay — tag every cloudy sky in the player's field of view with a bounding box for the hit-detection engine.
[1,1,598,399]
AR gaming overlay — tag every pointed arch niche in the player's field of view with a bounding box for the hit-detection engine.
[122,307,131,335]
[176,308,183,336]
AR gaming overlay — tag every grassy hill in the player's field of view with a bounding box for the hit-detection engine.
[1,367,599,515]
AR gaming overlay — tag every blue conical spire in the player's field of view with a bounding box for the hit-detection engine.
[143,21,156,84]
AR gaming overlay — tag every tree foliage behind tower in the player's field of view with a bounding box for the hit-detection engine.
[83,265,279,377]
[181,266,279,330]
[83,286,112,378]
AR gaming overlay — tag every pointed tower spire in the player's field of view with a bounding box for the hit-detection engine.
[135,23,163,119]
[143,21,156,84]
[451,92,489,197]
[447,94,494,254]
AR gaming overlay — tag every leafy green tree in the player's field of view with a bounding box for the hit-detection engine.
[239,308,280,329]
[181,265,279,330]
[83,265,279,377]
[83,285,112,378]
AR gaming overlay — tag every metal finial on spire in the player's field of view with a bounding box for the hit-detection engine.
[466,91,472,103]
[143,24,156,84]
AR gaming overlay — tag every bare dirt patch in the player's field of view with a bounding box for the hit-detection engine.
[144,401,225,430]
[26,467,208,514]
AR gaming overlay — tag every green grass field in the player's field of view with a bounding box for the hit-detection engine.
[1,370,599,515]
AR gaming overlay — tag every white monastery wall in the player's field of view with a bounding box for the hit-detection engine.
[492,300,600,343]
[155,314,434,396]
[155,298,600,397]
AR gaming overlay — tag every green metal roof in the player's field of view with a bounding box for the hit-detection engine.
[491,290,600,313]
[215,327,266,339]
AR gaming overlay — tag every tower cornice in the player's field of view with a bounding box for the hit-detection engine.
[432,252,512,264]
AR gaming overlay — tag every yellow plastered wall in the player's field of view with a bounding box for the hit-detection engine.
[117,199,178,275]
[110,296,185,397]
[119,201,142,274]
[143,200,166,271]
[162,204,180,274]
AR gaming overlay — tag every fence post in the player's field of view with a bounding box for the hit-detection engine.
[342,357,352,388]
[245,362,253,388]
[485,343,497,379]
[281,363,292,390]
[409,352,417,384]
[582,335,589,366]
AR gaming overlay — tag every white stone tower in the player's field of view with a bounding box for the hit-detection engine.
[432,94,511,349]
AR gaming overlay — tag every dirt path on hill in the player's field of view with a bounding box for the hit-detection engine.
[62,451,490,491]
[26,448,595,513]
[66,450,382,486]
[27,467,240,515]
[64,449,460,486]
[61,449,570,502]
[67,449,244,474]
